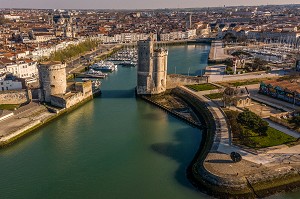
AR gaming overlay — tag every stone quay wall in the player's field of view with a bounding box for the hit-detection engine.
[0,89,31,105]
[173,87,300,198]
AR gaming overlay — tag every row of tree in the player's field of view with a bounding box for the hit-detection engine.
[48,39,100,62]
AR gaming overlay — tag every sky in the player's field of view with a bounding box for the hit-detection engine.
[0,0,299,9]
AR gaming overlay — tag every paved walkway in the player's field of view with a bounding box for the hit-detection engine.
[265,118,300,138]
[181,86,230,151]
[0,103,53,138]
[181,86,300,166]
[209,42,233,61]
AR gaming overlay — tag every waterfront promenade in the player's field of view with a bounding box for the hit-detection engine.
[205,66,284,83]
[178,85,300,197]
[208,41,233,63]
[0,102,54,145]
[182,86,300,163]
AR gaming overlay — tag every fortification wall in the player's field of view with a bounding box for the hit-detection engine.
[167,74,208,89]
[0,89,31,105]
[51,82,93,109]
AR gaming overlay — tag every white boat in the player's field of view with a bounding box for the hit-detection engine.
[91,61,117,72]
[85,69,108,78]
[120,61,136,67]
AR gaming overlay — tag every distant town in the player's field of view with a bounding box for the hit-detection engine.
[1,4,300,199]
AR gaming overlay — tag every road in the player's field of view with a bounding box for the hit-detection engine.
[66,44,119,74]
[205,66,290,83]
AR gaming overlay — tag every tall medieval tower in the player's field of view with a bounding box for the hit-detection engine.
[137,35,168,95]
[38,61,67,102]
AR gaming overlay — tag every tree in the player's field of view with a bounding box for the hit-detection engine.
[237,109,269,136]
[292,116,300,126]
[252,58,268,71]
[231,50,252,58]
[223,32,237,43]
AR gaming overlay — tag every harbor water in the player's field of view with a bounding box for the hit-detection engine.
[0,44,299,199]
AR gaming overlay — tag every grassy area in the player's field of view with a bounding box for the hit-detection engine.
[242,127,297,148]
[205,92,223,99]
[186,83,219,91]
[224,109,297,149]
[220,78,271,87]
[230,79,261,87]
[0,104,20,110]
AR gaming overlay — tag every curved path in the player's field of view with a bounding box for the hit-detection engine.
[178,86,300,198]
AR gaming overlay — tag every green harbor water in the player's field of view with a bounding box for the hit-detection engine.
[0,44,298,199]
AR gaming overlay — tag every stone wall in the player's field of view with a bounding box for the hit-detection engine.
[51,82,93,109]
[0,89,31,105]
[167,74,208,89]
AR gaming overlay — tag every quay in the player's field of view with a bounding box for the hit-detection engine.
[139,62,300,197]
[165,85,300,198]
[0,90,100,147]
[208,40,233,63]
[0,43,120,147]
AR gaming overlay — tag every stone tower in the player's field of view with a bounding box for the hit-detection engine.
[38,61,67,102]
[187,13,192,29]
[137,36,168,95]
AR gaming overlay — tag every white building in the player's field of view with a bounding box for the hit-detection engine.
[5,60,38,78]
[0,73,23,91]
[34,33,56,43]
[31,39,83,60]
[98,33,157,44]
[3,15,21,20]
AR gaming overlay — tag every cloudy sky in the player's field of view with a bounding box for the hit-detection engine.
[0,0,299,9]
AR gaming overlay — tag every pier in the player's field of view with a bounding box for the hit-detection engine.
[208,41,233,63]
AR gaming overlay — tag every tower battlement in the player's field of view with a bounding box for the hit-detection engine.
[137,36,168,95]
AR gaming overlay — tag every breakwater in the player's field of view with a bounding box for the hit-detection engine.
[140,94,202,129]
[208,41,233,64]
[150,86,300,198]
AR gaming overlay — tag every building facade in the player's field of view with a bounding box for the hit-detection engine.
[0,73,23,91]
[223,86,251,108]
[137,36,168,95]
[259,80,300,106]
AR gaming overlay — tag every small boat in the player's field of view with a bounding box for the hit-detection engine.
[91,61,117,72]
[85,69,108,78]
[120,61,136,67]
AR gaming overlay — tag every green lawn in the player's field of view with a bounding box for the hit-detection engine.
[230,80,261,87]
[186,83,219,91]
[205,92,223,100]
[225,109,297,149]
[241,127,297,148]
[0,104,20,110]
